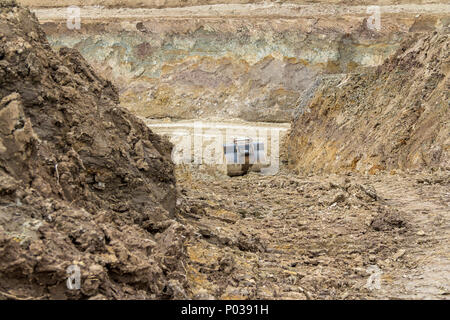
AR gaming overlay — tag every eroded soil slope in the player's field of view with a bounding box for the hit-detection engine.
[0,1,188,299]
[288,32,449,174]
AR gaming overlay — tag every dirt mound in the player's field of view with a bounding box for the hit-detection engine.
[0,1,188,299]
[176,171,422,299]
[287,32,449,174]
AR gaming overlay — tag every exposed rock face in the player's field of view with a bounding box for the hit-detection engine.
[0,1,188,299]
[287,32,449,174]
[30,4,449,122]
[17,1,449,9]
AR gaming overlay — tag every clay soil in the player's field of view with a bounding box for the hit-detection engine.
[176,169,449,299]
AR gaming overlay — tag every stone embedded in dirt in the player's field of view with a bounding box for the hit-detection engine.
[0,1,188,300]
[178,170,449,299]
[393,249,406,261]
[330,192,347,205]
[237,231,266,253]
[370,210,407,232]
[218,253,236,274]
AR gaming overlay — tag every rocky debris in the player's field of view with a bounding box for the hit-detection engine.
[237,231,266,253]
[175,169,446,300]
[288,32,449,174]
[178,169,449,300]
[0,1,188,300]
[393,249,406,261]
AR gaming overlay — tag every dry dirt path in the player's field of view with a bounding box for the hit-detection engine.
[176,169,449,299]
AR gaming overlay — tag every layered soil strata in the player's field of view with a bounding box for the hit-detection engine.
[17,1,450,9]
[27,3,450,121]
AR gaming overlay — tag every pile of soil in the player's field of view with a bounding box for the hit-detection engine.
[0,0,188,299]
[288,32,449,174]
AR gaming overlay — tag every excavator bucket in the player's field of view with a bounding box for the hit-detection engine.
[223,138,267,176]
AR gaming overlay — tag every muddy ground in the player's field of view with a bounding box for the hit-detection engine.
[176,168,449,299]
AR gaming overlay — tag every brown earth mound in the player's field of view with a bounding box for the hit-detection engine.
[0,0,188,299]
[288,32,449,174]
